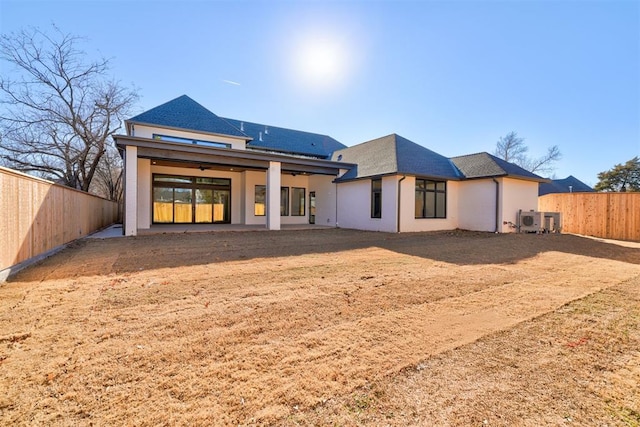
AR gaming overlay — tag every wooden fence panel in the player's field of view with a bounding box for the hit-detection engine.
[539,193,640,242]
[1,167,118,272]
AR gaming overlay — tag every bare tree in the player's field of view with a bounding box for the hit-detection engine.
[0,26,137,195]
[90,144,123,202]
[493,131,561,176]
[494,131,528,164]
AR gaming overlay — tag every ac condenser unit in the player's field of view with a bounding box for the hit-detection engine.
[519,210,545,233]
[543,212,562,233]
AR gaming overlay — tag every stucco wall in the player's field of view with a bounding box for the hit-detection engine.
[499,177,539,233]
[456,177,539,233]
[457,179,498,232]
[337,177,398,232]
[308,175,338,227]
[137,159,151,229]
[337,176,463,233]
[132,124,246,150]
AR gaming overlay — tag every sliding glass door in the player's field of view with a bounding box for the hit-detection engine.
[174,188,192,223]
[152,174,231,224]
[195,189,212,223]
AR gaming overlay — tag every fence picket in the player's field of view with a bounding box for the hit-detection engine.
[1,167,118,271]
[539,192,640,242]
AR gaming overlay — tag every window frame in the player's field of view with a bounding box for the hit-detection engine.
[256,185,292,216]
[151,174,231,224]
[415,178,447,219]
[152,133,231,149]
[280,187,290,216]
[371,178,382,219]
[291,187,306,216]
[254,185,266,216]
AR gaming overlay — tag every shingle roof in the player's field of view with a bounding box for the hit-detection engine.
[332,134,462,181]
[222,118,346,159]
[128,95,248,138]
[450,152,546,182]
[539,175,593,196]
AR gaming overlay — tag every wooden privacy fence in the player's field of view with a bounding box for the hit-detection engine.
[539,192,640,242]
[0,167,118,273]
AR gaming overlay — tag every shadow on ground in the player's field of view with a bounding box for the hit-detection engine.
[8,229,640,283]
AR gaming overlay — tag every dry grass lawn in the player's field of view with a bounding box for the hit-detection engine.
[0,229,639,426]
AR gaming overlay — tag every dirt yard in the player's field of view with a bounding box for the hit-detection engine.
[1,229,639,426]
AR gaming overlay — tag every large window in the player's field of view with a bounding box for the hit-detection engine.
[255,186,291,216]
[153,174,231,224]
[153,134,231,149]
[415,179,446,218]
[371,178,382,218]
[292,188,305,216]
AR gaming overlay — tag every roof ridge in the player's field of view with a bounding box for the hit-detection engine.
[450,151,491,159]
[337,133,397,151]
[221,117,337,139]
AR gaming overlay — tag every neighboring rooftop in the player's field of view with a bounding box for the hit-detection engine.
[128,95,248,139]
[451,152,547,182]
[222,118,346,159]
[332,134,462,181]
[539,175,594,196]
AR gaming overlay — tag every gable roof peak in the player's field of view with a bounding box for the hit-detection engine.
[333,133,461,181]
[128,95,249,139]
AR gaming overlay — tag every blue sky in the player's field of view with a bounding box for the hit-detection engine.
[1,0,639,185]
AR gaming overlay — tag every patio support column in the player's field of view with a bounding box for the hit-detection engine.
[124,145,138,236]
[266,161,281,230]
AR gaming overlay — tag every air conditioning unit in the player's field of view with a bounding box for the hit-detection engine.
[519,210,545,233]
[543,212,562,233]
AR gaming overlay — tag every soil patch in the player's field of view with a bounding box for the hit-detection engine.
[1,229,639,425]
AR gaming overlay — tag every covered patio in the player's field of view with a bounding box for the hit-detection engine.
[116,135,352,236]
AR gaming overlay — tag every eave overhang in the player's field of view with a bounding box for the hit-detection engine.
[115,135,355,176]
[124,120,253,143]
[334,171,463,184]
[461,173,551,184]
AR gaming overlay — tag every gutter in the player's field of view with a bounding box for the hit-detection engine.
[125,120,252,142]
[335,182,339,228]
[397,175,406,233]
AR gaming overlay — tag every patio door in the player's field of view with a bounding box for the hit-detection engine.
[195,189,231,223]
[174,188,193,223]
[153,174,231,224]
[195,189,213,223]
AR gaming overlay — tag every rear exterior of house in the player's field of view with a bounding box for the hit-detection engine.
[115,95,547,236]
[115,96,349,236]
[332,136,544,233]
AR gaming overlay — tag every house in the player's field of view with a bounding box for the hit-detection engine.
[114,95,547,236]
[539,175,593,196]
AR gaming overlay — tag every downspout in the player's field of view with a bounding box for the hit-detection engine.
[335,180,339,228]
[492,178,500,233]
[397,175,406,233]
